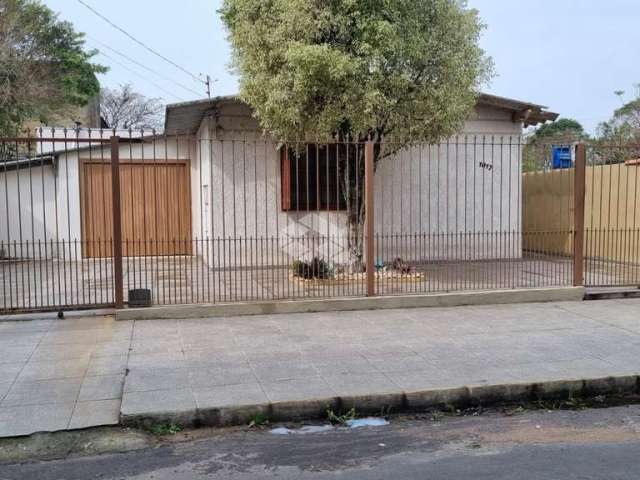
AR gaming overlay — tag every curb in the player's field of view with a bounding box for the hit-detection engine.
[116,287,586,321]
[120,374,639,430]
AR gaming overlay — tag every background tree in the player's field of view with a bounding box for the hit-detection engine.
[0,0,105,136]
[100,84,164,130]
[221,0,492,267]
[595,87,640,164]
[522,118,586,171]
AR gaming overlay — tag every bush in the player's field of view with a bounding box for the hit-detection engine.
[292,257,331,279]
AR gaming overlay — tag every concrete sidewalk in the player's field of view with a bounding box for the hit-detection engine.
[2,298,640,437]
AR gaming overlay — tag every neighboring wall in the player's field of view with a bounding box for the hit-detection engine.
[522,163,640,262]
[194,102,524,268]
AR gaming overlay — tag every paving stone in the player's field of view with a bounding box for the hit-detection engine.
[86,355,128,376]
[2,378,82,407]
[124,368,190,393]
[0,345,35,364]
[0,403,75,437]
[323,373,400,397]
[69,399,120,429]
[29,344,94,362]
[79,375,124,401]
[251,361,319,383]
[0,363,24,384]
[193,383,268,409]
[188,366,257,388]
[262,377,335,403]
[17,359,88,382]
[121,388,196,416]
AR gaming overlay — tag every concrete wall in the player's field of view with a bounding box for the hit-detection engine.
[193,101,524,268]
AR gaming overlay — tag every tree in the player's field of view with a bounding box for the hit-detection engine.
[221,0,492,267]
[100,84,164,130]
[530,118,585,142]
[595,87,640,164]
[0,0,106,136]
[522,118,586,171]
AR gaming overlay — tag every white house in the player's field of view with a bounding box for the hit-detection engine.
[0,93,557,268]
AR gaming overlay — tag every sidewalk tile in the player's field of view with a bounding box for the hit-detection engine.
[262,377,335,403]
[2,378,81,407]
[79,375,124,401]
[324,373,399,397]
[0,403,75,437]
[193,383,267,409]
[124,368,190,393]
[87,355,128,376]
[69,399,120,429]
[251,361,319,383]
[121,388,196,416]
[0,363,24,384]
[17,359,88,382]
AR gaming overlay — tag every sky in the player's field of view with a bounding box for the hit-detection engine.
[42,0,640,134]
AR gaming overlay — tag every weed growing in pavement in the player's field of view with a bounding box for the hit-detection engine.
[149,422,183,436]
[326,407,357,425]
[248,413,270,428]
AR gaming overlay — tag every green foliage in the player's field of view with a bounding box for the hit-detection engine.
[594,87,640,164]
[531,118,585,142]
[0,0,106,135]
[220,0,492,144]
[292,257,332,279]
[149,422,182,436]
[326,407,357,425]
[248,413,270,428]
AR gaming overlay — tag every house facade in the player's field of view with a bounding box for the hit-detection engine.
[0,94,557,269]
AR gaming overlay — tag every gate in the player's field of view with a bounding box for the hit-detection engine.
[0,131,193,313]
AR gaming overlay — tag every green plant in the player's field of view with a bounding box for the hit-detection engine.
[292,257,332,280]
[248,413,270,428]
[149,422,182,436]
[220,0,492,266]
[327,407,357,425]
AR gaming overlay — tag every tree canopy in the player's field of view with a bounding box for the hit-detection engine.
[0,0,106,136]
[100,84,164,130]
[597,93,640,144]
[531,118,585,141]
[220,0,492,143]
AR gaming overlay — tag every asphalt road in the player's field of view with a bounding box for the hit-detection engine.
[3,404,640,479]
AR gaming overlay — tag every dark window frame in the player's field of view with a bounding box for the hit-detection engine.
[280,144,348,212]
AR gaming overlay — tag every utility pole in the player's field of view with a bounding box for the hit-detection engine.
[206,75,212,99]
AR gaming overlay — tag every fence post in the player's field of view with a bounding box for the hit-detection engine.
[573,143,586,286]
[365,139,375,297]
[110,136,124,309]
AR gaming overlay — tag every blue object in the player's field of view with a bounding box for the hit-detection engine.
[552,146,572,169]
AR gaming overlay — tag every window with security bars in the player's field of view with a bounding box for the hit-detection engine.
[280,144,352,211]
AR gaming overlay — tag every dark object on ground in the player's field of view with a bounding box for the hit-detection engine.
[292,257,331,279]
[128,289,152,308]
[57,310,64,319]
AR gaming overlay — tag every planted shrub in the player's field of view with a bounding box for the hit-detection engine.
[292,257,331,279]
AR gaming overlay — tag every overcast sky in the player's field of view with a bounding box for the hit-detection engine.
[43,0,640,134]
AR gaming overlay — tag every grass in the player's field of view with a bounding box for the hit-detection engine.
[148,422,183,436]
[248,413,270,428]
[326,407,358,425]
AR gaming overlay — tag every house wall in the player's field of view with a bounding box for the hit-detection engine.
[0,135,191,260]
[0,163,58,258]
[193,102,524,269]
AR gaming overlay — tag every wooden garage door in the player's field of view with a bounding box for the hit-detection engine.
[81,160,192,258]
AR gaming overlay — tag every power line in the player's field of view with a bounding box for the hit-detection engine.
[77,0,204,86]
[95,49,184,102]
[86,34,203,97]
